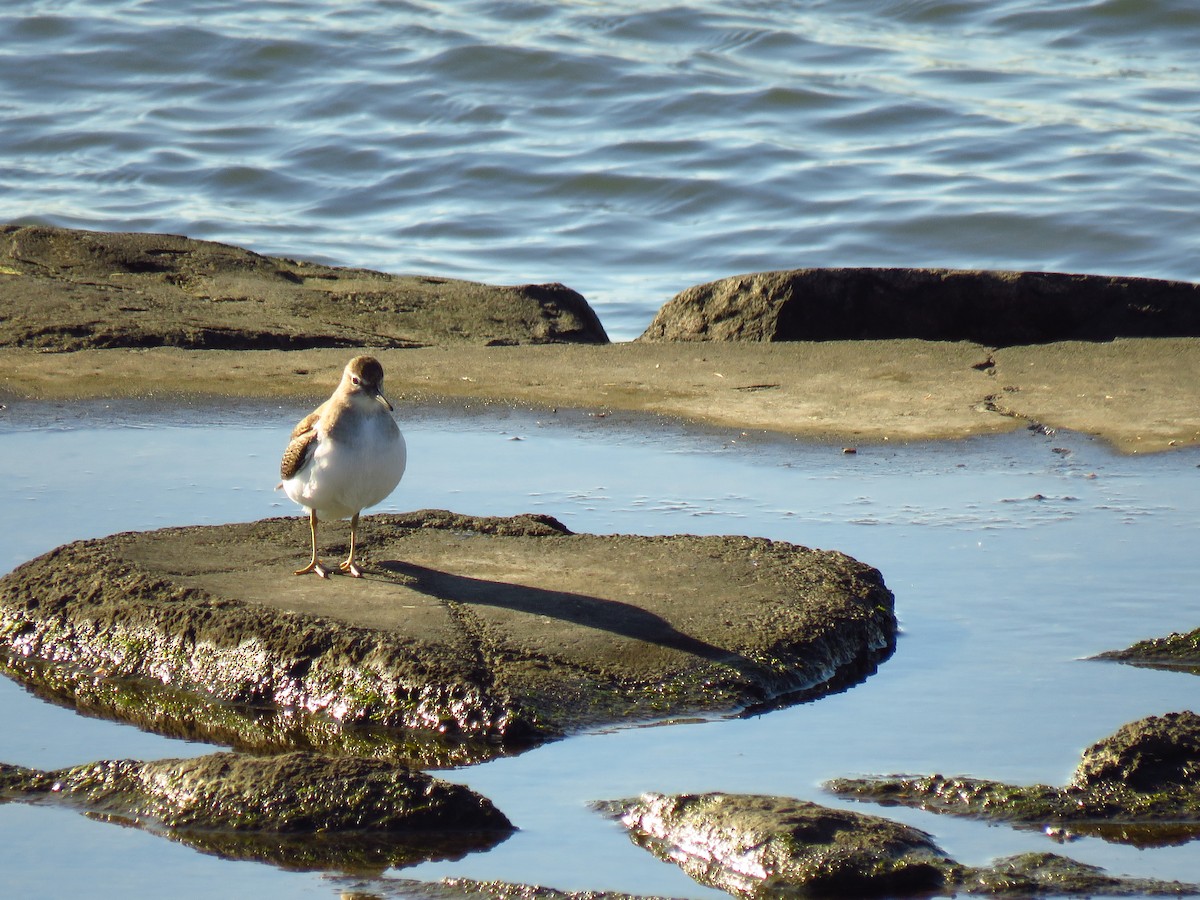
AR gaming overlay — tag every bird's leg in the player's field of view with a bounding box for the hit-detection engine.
[294,509,329,578]
[339,512,364,577]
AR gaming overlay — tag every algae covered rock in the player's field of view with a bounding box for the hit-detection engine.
[0,224,608,349]
[963,852,1200,897]
[600,792,1200,898]
[1097,628,1200,675]
[827,712,1200,847]
[0,751,512,870]
[602,792,957,897]
[0,510,896,764]
[1074,711,1200,792]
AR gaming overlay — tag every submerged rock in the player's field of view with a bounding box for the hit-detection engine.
[0,510,896,764]
[602,792,1200,898]
[0,751,512,871]
[0,224,608,349]
[1096,628,1200,675]
[827,712,1200,847]
[638,268,1200,346]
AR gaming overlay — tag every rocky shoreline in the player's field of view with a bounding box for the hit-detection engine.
[3,225,1200,452]
[1,225,1199,897]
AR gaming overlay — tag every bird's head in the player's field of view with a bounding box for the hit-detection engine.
[342,355,393,411]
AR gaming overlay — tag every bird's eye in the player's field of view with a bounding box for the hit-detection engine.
[351,376,361,385]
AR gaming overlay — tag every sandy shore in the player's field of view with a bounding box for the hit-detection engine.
[2,339,1199,453]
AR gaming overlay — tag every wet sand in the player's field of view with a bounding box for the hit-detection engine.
[2,339,1199,453]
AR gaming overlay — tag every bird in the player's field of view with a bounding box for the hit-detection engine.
[278,355,407,578]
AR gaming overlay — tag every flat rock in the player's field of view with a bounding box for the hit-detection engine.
[0,224,608,349]
[602,792,1200,897]
[827,712,1200,847]
[0,750,511,871]
[0,510,896,765]
[639,268,1200,346]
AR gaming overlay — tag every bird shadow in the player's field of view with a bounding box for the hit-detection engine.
[376,560,758,672]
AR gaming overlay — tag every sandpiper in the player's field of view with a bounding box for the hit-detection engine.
[279,355,407,578]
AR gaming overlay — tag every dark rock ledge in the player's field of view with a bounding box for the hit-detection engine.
[827,711,1200,848]
[0,750,512,872]
[0,224,609,350]
[639,268,1200,346]
[600,791,1200,897]
[0,510,896,765]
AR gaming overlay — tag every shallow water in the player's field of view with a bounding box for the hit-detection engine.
[4,0,1200,339]
[1,402,1198,898]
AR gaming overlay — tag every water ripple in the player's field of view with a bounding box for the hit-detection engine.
[2,0,1199,337]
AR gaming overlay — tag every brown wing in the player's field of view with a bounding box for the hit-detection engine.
[280,410,321,480]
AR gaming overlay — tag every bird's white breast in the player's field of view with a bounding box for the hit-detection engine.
[282,411,406,520]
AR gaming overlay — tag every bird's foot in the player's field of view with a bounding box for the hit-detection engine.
[339,559,363,578]
[294,560,330,578]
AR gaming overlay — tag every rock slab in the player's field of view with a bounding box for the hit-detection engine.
[0,224,608,350]
[639,268,1200,346]
[0,510,896,763]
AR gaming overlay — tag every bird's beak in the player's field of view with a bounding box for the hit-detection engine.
[375,389,394,412]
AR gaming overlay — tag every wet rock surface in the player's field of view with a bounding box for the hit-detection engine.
[827,712,1200,847]
[1097,628,1200,675]
[602,792,1200,897]
[0,510,896,764]
[638,267,1200,346]
[0,750,512,871]
[961,852,1200,897]
[603,792,957,897]
[0,224,608,350]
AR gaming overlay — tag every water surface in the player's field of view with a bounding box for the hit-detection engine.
[4,0,1200,338]
[1,403,1198,897]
